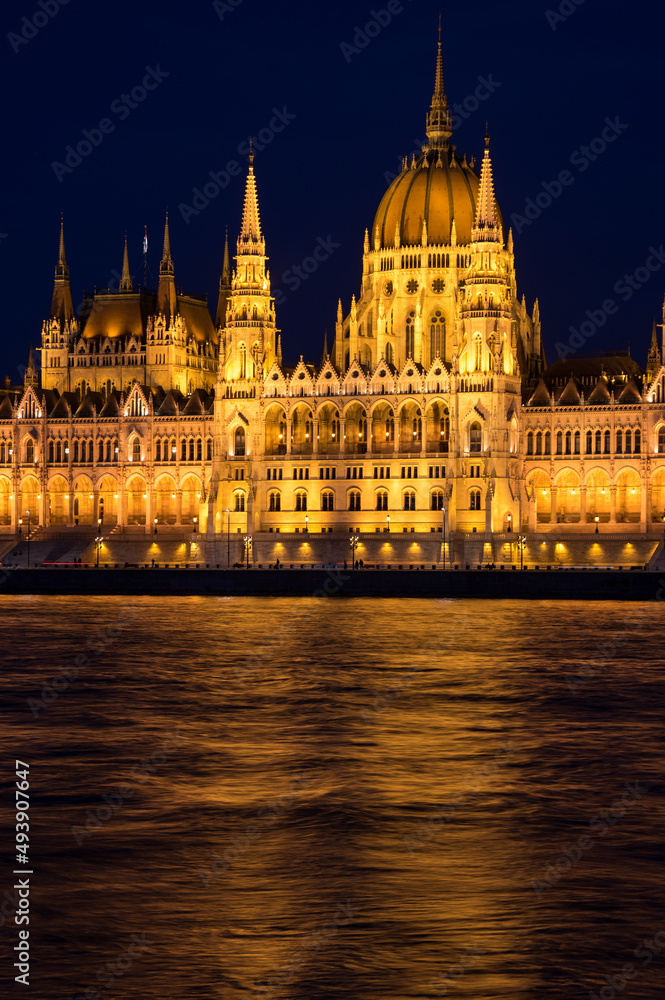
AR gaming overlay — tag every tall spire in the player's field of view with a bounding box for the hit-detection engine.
[424,18,453,149]
[157,209,177,318]
[120,233,133,292]
[216,226,232,326]
[472,132,500,242]
[238,148,264,253]
[50,214,74,323]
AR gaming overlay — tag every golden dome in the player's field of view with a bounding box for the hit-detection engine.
[373,147,484,249]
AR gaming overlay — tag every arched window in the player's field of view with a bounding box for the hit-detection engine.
[180,439,187,461]
[73,440,79,463]
[234,491,245,512]
[206,438,213,461]
[595,430,602,454]
[430,312,445,359]
[406,312,415,358]
[470,422,482,453]
[295,491,307,512]
[625,430,632,453]
[469,488,482,511]
[376,490,388,511]
[556,431,563,455]
[474,334,482,372]
[527,432,534,456]
[574,431,580,454]
[535,432,542,455]
[385,417,395,442]
[189,439,195,461]
[544,431,551,455]
[412,416,422,443]
[269,491,281,512]
[403,490,416,511]
[565,431,571,455]
[239,343,247,379]
[132,439,141,462]
[155,440,161,462]
[431,489,444,511]
[48,440,54,463]
[386,342,394,366]
[634,429,641,454]
[26,439,35,464]
[81,440,87,463]
[98,440,104,462]
[659,427,665,454]
[604,430,611,454]
[586,431,593,454]
[105,440,112,462]
[196,439,202,461]
[616,430,622,454]
[235,427,246,457]
[321,490,334,512]
[348,490,361,512]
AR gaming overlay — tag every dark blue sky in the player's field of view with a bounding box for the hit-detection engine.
[1,0,663,381]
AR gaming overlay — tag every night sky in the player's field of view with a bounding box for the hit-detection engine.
[1,0,663,382]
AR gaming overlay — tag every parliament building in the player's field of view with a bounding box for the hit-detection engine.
[2,35,665,568]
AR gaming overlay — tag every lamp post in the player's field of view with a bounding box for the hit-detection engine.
[243,534,252,569]
[442,505,446,571]
[193,516,198,534]
[154,517,158,535]
[518,534,526,571]
[350,533,359,568]
[595,516,599,534]
[226,508,230,568]
[305,514,308,534]
[507,512,512,533]
[95,532,103,568]
[386,513,390,533]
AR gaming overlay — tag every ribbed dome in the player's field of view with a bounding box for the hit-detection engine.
[373,146,489,249]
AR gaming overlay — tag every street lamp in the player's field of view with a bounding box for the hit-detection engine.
[518,534,526,571]
[595,516,599,534]
[193,516,198,533]
[154,517,158,535]
[243,534,252,569]
[305,514,308,534]
[442,506,447,571]
[95,533,103,568]
[226,508,231,569]
[386,513,390,533]
[350,533,359,568]
[507,512,512,533]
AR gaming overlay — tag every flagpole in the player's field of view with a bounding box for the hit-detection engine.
[143,225,148,288]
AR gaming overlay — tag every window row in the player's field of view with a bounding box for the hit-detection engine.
[264,488,449,513]
[154,437,212,462]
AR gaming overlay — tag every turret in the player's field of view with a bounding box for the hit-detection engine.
[156,211,177,319]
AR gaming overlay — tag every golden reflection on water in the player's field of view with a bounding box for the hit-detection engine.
[0,596,664,999]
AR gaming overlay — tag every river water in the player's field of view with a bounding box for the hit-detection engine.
[1,596,664,1000]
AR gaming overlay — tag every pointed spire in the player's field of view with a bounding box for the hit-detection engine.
[238,150,264,252]
[337,298,343,323]
[50,214,74,323]
[421,219,428,247]
[24,346,38,388]
[472,132,500,242]
[507,228,514,253]
[157,209,177,319]
[364,228,370,254]
[450,219,457,246]
[322,328,329,361]
[222,226,231,284]
[647,317,661,382]
[216,226,232,327]
[160,210,174,277]
[277,333,282,366]
[120,233,133,292]
[424,18,453,150]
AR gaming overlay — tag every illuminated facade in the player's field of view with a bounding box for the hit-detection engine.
[2,36,665,567]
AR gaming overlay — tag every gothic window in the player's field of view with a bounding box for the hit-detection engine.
[431,489,444,511]
[48,440,54,463]
[403,490,416,511]
[625,430,632,453]
[132,439,141,462]
[659,427,665,454]
[470,422,482,453]
[81,440,87,463]
[406,279,419,294]
[376,490,388,511]
[156,440,161,462]
[348,490,361,512]
[235,427,246,456]
[544,431,551,455]
[432,278,445,293]
[98,440,104,463]
[295,491,308,512]
[430,312,445,359]
[412,416,422,443]
[565,431,571,455]
[527,432,534,456]
[188,439,194,461]
[474,334,482,372]
[239,343,247,379]
[535,432,542,455]
[616,430,622,454]
[634,429,641,454]
[604,430,611,454]
[181,439,187,461]
[197,439,202,461]
[556,431,563,455]
[386,343,394,366]
[206,438,212,461]
[574,431,580,454]
[234,491,245,512]
[385,417,395,442]
[406,312,416,358]
[73,440,79,463]
[269,492,281,512]
[105,440,112,462]
[469,488,482,511]
[26,439,35,464]
[321,490,334,512]
[586,431,593,454]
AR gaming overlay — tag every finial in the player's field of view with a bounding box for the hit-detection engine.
[485,122,490,148]
[248,138,254,167]
[424,18,452,150]
[120,232,133,292]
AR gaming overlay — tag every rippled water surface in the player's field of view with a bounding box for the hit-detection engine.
[1,596,664,1000]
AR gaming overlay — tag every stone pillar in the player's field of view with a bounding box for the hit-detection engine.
[579,486,587,525]
[550,487,558,524]
[641,484,648,534]
[11,486,18,530]
[93,490,100,528]
[528,490,537,532]
[38,488,47,527]
[68,490,74,528]
[145,488,153,535]
[340,418,346,454]
[610,486,617,525]
[176,490,182,526]
[286,416,292,455]
[116,477,125,528]
[313,419,319,455]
